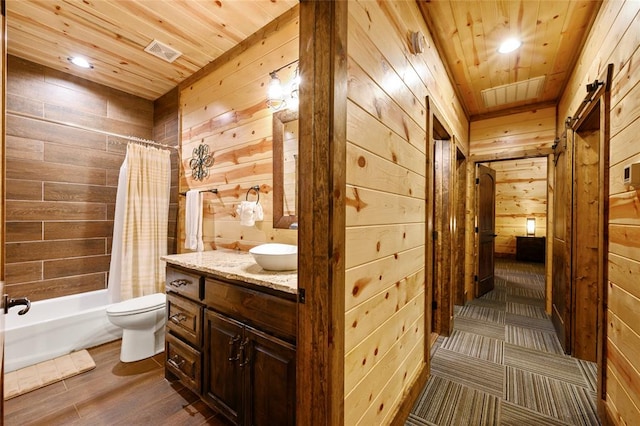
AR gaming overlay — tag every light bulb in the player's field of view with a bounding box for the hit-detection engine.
[498,38,521,54]
[526,218,536,236]
[267,73,286,110]
[68,56,93,69]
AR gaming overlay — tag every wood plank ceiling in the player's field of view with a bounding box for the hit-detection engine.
[6,0,298,101]
[6,0,601,120]
[418,0,601,119]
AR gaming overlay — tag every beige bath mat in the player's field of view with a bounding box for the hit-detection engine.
[4,350,96,400]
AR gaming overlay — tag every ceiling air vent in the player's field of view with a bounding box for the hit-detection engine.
[481,76,545,108]
[144,39,182,63]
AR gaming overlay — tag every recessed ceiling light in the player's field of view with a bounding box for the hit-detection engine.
[498,38,522,54]
[68,56,93,69]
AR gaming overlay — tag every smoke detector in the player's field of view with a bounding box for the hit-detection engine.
[144,39,182,63]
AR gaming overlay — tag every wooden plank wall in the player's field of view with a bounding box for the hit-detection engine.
[4,55,155,302]
[470,107,556,161]
[178,9,298,252]
[153,87,180,255]
[344,2,468,424]
[557,1,640,423]
[485,158,548,257]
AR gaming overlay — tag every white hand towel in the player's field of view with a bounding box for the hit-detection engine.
[236,201,264,227]
[185,189,204,251]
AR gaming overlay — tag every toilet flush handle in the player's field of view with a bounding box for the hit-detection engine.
[4,294,31,315]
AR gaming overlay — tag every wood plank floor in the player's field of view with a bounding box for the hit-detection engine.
[4,340,233,425]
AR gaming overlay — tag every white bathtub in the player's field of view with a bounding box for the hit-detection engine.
[4,289,123,372]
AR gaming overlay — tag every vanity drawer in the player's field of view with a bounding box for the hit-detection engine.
[204,277,296,342]
[167,293,203,347]
[166,333,202,393]
[166,266,202,301]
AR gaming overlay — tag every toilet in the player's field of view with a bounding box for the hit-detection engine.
[106,293,167,363]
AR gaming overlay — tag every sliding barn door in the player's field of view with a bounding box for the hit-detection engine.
[571,105,603,362]
[476,164,496,298]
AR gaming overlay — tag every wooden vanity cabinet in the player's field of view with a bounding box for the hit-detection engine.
[203,277,297,426]
[204,310,296,426]
[165,266,296,426]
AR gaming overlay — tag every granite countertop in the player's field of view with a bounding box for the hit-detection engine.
[161,249,298,295]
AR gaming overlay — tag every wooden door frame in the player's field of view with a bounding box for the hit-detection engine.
[552,132,571,352]
[565,64,612,410]
[453,148,467,306]
[469,152,553,308]
[427,98,455,338]
[296,2,347,425]
[1,0,6,418]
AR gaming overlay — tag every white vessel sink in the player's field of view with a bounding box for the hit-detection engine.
[249,243,298,271]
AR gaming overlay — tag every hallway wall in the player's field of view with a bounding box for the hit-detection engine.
[557,1,640,423]
[344,1,468,424]
[470,107,556,160]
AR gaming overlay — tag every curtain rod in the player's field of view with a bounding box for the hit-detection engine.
[6,110,178,151]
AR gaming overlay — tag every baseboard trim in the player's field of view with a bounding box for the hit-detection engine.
[599,398,620,426]
[389,362,429,426]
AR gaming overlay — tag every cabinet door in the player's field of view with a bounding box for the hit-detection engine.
[204,310,244,425]
[243,327,296,426]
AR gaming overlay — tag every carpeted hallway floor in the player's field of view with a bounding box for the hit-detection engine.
[406,259,600,426]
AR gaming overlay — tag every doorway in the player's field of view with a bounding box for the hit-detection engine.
[553,100,607,363]
[427,98,460,340]
[475,157,549,298]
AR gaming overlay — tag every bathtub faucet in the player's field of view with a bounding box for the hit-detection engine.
[4,294,31,315]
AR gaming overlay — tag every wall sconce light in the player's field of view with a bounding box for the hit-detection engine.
[266,59,300,111]
[267,72,286,111]
[526,218,536,236]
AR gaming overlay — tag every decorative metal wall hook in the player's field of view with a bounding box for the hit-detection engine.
[189,144,214,181]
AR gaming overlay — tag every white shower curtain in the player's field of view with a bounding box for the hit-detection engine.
[108,143,171,303]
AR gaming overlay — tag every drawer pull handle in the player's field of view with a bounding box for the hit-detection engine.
[169,279,190,288]
[168,354,185,370]
[228,334,241,362]
[238,338,250,368]
[170,313,187,324]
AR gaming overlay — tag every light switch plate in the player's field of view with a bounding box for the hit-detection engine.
[623,163,640,186]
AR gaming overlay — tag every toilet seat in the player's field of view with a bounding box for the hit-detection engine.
[107,293,166,317]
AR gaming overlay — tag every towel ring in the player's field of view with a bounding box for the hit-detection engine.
[246,185,260,202]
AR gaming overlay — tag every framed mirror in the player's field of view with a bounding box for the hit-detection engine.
[273,109,299,229]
